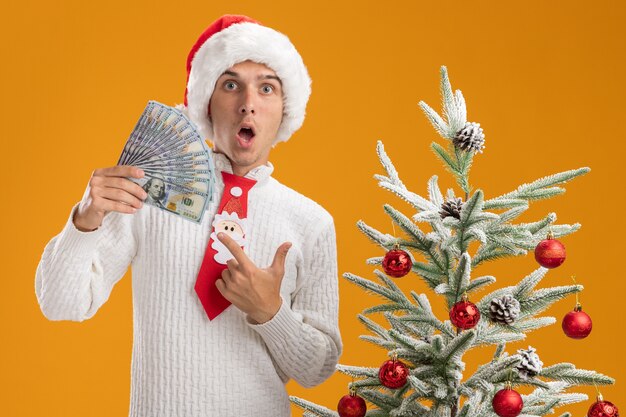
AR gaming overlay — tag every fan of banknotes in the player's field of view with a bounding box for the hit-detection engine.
[117,100,215,224]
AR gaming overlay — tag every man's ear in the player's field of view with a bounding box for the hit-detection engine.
[207,103,212,122]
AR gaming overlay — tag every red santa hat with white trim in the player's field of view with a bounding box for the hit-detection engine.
[175,14,312,145]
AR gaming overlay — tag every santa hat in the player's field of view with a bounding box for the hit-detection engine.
[176,15,312,145]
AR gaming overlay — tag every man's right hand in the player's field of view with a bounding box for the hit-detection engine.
[73,165,148,232]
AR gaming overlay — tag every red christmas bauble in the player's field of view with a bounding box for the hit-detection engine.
[337,393,367,417]
[534,236,566,268]
[378,359,409,389]
[562,306,593,339]
[382,249,412,277]
[492,387,524,417]
[450,300,481,330]
[588,399,619,417]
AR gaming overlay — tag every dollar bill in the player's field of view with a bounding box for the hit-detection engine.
[131,174,210,223]
[117,100,215,223]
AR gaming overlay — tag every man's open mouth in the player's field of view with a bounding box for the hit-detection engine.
[238,127,255,142]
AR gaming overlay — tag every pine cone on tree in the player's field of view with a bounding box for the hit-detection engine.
[489,294,521,325]
[439,197,463,220]
[453,121,485,153]
[515,346,543,380]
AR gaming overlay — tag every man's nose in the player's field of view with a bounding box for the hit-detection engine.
[238,88,256,115]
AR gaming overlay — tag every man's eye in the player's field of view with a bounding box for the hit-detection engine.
[261,85,274,94]
[224,81,237,90]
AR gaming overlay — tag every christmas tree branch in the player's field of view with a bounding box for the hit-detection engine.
[447,253,472,305]
[539,363,615,386]
[422,176,454,241]
[482,198,529,210]
[358,388,402,410]
[474,322,527,345]
[484,167,590,204]
[417,66,467,141]
[418,100,450,138]
[507,316,557,333]
[448,190,499,253]
[349,377,384,389]
[383,204,435,251]
[462,353,522,390]
[377,174,436,212]
[342,272,408,306]
[336,365,380,378]
[375,141,459,248]
[526,222,581,250]
[355,219,397,248]
[471,246,522,267]
[430,141,475,195]
[397,308,456,338]
[375,139,406,189]
[430,402,454,417]
[357,215,450,285]
[396,391,431,415]
[465,275,497,294]
[408,375,433,396]
[454,146,474,194]
[440,66,466,136]
[518,381,590,416]
[357,314,393,340]
[406,260,447,289]
[434,254,496,307]
[288,396,337,417]
[428,175,445,207]
[359,335,397,350]
[519,284,583,317]
[383,204,448,271]
[386,312,428,342]
[417,66,478,194]
[438,329,476,366]
[387,328,431,353]
[512,267,548,298]
[304,411,329,417]
[520,213,557,234]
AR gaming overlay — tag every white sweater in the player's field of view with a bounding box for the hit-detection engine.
[35,152,342,417]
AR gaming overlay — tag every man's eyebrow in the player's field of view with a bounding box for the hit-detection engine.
[220,70,282,86]
[262,75,282,86]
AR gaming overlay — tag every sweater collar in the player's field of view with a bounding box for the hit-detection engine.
[212,151,274,184]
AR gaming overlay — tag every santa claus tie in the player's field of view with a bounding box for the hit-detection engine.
[195,171,257,320]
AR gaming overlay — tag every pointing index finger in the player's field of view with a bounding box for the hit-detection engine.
[217,232,253,268]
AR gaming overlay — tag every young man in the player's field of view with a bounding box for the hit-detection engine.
[35,15,342,417]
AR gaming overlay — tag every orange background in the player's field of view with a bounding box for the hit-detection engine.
[1,0,625,415]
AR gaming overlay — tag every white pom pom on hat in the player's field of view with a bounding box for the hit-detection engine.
[176,14,312,145]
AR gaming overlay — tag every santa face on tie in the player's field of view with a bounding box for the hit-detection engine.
[210,210,249,264]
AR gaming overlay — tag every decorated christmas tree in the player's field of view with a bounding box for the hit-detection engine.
[289,67,618,417]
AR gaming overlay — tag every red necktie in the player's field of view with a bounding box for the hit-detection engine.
[195,171,257,320]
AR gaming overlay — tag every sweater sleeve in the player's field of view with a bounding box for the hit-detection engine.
[245,216,343,388]
[35,202,137,322]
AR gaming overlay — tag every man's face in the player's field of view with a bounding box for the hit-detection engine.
[208,60,283,176]
[148,179,165,199]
